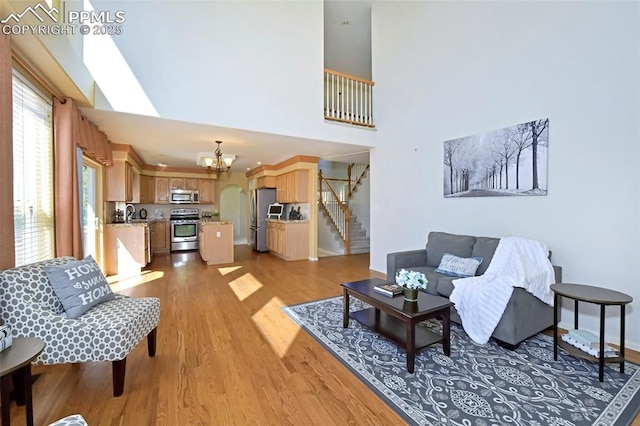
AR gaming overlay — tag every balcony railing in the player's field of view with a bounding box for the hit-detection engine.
[324,69,375,128]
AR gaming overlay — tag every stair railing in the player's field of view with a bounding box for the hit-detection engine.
[318,170,351,255]
[324,69,375,128]
[347,163,370,198]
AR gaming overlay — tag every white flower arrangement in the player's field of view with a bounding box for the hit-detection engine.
[395,269,428,290]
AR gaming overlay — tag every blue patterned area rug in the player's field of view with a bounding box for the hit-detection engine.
[282,296,640,426]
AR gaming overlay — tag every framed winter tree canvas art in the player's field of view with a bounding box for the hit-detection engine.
[443,118,549,197]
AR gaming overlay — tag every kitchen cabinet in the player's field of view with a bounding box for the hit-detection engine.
[257,176,276,189]
[170,177,185,189]
[155,177,170,204]
[266,220,308,261]
[104,224,147,277]
[199,221,234,265]
[185,178,199,190]
[151,220,170,254]
[169,177,200,190]
[105,160,134,202]
[199,179,215,204]
[139,175,155,204]
[276,170,308,203]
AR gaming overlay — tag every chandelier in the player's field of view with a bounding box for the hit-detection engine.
[200,140,235,173]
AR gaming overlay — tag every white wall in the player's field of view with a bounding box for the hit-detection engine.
[89,0,375,147]
[370,1,640,348]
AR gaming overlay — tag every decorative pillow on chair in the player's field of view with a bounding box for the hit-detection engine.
[435,253,483,278]
[44,255,115,319]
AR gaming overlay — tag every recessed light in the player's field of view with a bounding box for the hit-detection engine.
[246,167,251,171]
[257,161,262,165]
[158,162,167,167]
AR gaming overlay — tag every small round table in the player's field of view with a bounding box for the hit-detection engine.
[551,283,633,382]
[0,337,45,426]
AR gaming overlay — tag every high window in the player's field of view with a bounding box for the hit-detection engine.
[12,70,54,266]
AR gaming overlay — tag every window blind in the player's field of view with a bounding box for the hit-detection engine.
[12,70,54,266]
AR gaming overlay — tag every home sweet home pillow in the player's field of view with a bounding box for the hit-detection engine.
[44,256,115,318]
[435,253,483,278]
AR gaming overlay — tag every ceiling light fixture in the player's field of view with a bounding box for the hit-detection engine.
[198,140,235,173]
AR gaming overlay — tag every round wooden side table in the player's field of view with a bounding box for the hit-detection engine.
[551,283,633,382]
[0,337,45,426]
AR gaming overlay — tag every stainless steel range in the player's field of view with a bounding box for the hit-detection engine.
[170,208,200,251]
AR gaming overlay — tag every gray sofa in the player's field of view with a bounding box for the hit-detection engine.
[386,231,562,348]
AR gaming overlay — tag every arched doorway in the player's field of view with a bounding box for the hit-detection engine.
[219,185,248,244]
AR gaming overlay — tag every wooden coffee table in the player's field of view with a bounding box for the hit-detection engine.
[342,277,452,373]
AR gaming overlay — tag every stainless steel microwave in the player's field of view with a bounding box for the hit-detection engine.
[170,189,199,204]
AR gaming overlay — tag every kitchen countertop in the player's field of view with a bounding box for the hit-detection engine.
[106,222,149,228]
[265,219,309,224]
[200,219,233,225]
[105,218,164,227]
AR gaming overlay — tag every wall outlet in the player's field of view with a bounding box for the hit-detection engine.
[216,231,221,237]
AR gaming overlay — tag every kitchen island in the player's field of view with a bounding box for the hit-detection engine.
[199,220,234,265]
[104,221,151,277]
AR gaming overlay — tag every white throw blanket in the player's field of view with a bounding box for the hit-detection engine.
[449,237,555,344]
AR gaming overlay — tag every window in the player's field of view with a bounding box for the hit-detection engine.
[12,70,54,266]
[82,160,98,260]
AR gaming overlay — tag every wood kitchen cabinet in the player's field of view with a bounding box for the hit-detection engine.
[139,175,155,204]
[257,175,276,188]
[199,222,234,265]
[155,177,170,204]
[185,178,199,190]
[105,160,134,202]
[199,179,215,204]
[276,170,308,203]
[170,177,199,190]
[266,220,308,260]
[170,177,185,189]
[104,224,147,277]
[151,220,170,254]
[266,221,277,252]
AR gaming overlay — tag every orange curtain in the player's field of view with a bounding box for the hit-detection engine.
[53,98,113,258]
[53,98,83,258]
[0,34,14,269]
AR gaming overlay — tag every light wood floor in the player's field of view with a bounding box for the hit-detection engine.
[8,246,640,425]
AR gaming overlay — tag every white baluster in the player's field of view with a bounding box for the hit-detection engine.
[356,81,360,124]
[324,73,328,117]
[340,76,345,119]
[367,84,372,125]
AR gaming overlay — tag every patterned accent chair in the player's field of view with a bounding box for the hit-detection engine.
[0,257,160,397]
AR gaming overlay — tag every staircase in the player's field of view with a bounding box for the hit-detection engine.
[318,164,370,255]
[346,215,370,254]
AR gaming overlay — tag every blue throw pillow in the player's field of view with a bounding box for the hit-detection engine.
[435,253,483,278]
[44,255,115,318]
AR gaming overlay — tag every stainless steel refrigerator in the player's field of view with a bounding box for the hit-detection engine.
[250,188,276,252]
